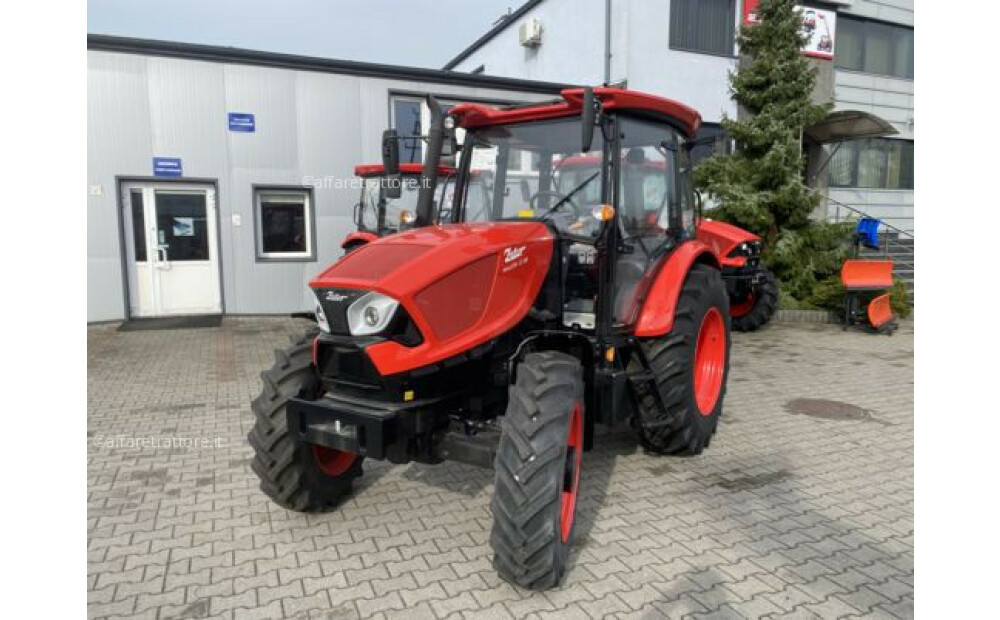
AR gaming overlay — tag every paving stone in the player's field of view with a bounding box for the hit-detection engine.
[87,318,913,619]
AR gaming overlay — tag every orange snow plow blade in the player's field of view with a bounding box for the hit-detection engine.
[840,259,894,290]
[866,293,895,329]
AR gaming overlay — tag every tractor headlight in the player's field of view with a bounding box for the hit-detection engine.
[314,301,331,333]
[346,292,399,336]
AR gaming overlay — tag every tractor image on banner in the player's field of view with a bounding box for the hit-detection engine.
[249,88,733,589]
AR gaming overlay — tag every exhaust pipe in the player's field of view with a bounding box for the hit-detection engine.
[415,95,446,228]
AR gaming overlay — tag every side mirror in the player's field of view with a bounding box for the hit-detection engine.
[581,87,596,153]
[519,179,531,202]
[381,129,402,199]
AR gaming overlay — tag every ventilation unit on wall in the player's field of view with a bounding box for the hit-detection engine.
[519,18,543,48]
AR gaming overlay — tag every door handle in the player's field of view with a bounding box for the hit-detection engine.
[157,245,171,270]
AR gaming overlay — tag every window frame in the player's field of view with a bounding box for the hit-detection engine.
[252,185,317,262]
[668,0,738,58]
[827,138,914,190]
[834,15,914,80]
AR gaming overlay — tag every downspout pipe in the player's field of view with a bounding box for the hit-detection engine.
[604,0,612,85]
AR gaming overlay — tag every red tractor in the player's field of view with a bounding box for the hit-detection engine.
[341,163,457,253]
[696,218,778,331]
[249,88,732,589]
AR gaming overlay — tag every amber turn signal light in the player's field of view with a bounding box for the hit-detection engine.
[592,205,615,221]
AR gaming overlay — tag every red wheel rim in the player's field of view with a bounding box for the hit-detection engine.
[693,307,726,416]
[559,403,583,543]
[730,292,755,318]
[312,445,357,477]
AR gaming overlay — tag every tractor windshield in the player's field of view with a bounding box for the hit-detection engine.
[461,118,605,239]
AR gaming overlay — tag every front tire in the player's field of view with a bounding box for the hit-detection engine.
[248,330,363,512]
[730,267,778,332]
[491,351,584,590]
[634,264,731,455]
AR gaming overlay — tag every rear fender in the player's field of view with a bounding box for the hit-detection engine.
[341,231,379,250]
[634,241,720,337]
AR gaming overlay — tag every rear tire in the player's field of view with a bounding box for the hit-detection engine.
[248,330,363,512]
[634,264,731,455]
[491,351,584,590]
[731,267,778,332]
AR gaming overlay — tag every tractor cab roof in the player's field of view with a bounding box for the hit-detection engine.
[353,163,458,177]
[450,88,702,138]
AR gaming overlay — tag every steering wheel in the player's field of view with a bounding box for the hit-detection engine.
[529,190,581,218]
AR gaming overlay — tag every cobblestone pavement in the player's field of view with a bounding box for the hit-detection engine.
[88,318,913,620]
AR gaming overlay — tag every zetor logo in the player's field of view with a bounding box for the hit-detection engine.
[503,246,527,264]
[324,291,349,302]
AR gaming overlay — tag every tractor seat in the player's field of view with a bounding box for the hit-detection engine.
[841,259,894,291]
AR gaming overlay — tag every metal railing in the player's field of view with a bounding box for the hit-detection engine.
[825,195,914,265]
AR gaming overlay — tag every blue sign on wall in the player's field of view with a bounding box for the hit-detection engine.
[228,112,256,132]
[153,157,183,177]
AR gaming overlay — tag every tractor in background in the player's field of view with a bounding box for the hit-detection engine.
[696,219,779,332]
[249,88,733,589]
[342,163,456,253]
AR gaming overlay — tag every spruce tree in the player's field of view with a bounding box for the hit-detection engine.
[695,0,852,308]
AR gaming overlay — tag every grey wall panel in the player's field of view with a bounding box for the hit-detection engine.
[88,52,154,322]
[841,0,914,27]
[295,72,365,312]
[451,0,606,85]
[834,70,913,139]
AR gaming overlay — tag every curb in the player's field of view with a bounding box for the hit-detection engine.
[773,309,840,324]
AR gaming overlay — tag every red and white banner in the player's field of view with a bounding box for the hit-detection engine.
[742,2,837,60]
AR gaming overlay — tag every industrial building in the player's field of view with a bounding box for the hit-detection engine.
[87,0,913,322]
[86,36,563,322]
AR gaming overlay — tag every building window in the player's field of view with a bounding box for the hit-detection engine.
[827,139,913,190]
[393,98,424,164]
[690,124,732,165]
[670,0,736,56]
[254,187,315,261]
[835,16,913,79]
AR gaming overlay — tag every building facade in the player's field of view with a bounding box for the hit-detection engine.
[445,0,914,234]
[87,36,564,322]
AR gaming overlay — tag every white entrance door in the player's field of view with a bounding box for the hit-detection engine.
[122,183,222,317]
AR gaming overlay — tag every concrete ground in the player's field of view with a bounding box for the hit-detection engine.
[88,318,914,620]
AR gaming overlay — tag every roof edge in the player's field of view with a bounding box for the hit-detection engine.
[87,33,570,94]
[442,0,547,71]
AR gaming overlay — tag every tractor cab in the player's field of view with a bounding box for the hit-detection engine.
[446,88,702,333]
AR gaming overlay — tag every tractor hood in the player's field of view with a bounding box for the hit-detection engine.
[310,222,554,375]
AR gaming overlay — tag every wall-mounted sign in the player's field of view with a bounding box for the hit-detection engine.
[153,157,183,177]
[228,112,256,132]
[742,2,837,60]
[798,6,836,59]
